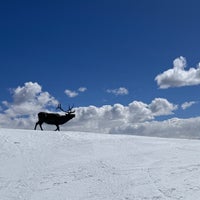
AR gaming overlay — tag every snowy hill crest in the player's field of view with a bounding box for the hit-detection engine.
[1,128,200,200]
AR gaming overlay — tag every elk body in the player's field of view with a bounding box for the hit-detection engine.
[34,104,75,131]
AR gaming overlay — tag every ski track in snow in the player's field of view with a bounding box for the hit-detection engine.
[0,129,200,200]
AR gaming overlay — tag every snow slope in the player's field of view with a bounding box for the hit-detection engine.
[1,129,200,200]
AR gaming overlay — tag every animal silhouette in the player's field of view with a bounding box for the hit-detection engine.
[34,104,75,131]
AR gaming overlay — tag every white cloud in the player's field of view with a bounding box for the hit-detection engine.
[128,101,153,122]
[6,82,58,109]
[0,82,58,129]
[155,56,200,89]
[1,82,200,139]
[149,98,178,116]
[78,87,87,92]
[0,86,177,133]
[67,98,177,133]
[65,87,87,98]
[181,101,197,110]
[11,82,42,105]
[106,87,129,96]
[109,117,200,139]
[64,89,79,98]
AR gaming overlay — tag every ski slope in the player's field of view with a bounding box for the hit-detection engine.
[0,129,200,200]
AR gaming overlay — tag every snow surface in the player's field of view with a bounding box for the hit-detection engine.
[1,129,200,200]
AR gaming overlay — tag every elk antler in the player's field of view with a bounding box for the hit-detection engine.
[57,103,75,113]
[67,104,75,114]
[56,103,67,112]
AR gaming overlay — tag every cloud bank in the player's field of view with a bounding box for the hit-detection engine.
[69,99,177,133]
[155,56,200,89]
[0,82,199,139]
[110,117,200,139]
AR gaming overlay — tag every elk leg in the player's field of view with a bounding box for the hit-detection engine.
[34,122,38,130]
[39,123,43,130]
[35,121,43,130]
[54,125,60,131]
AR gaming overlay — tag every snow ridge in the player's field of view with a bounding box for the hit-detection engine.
[0,129,200,200]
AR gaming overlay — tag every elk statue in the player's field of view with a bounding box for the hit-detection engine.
[34,104,75,131]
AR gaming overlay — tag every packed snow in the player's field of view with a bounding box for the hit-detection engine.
[1,128,200,200]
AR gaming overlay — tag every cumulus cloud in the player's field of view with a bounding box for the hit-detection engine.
[0,82,58,129]
[155,56,200,89]
[67,98,177,133]
[0,85,177,133]
[65,87,87,98]
[1,82,200,139]
[181,101,197,110]
[149,98,178,116]
[11,82,42,105]
[64,89,78,98]
[106,87,129,96]
[7,82,57,110]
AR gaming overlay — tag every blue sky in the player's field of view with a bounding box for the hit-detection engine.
[1,0,200,135]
